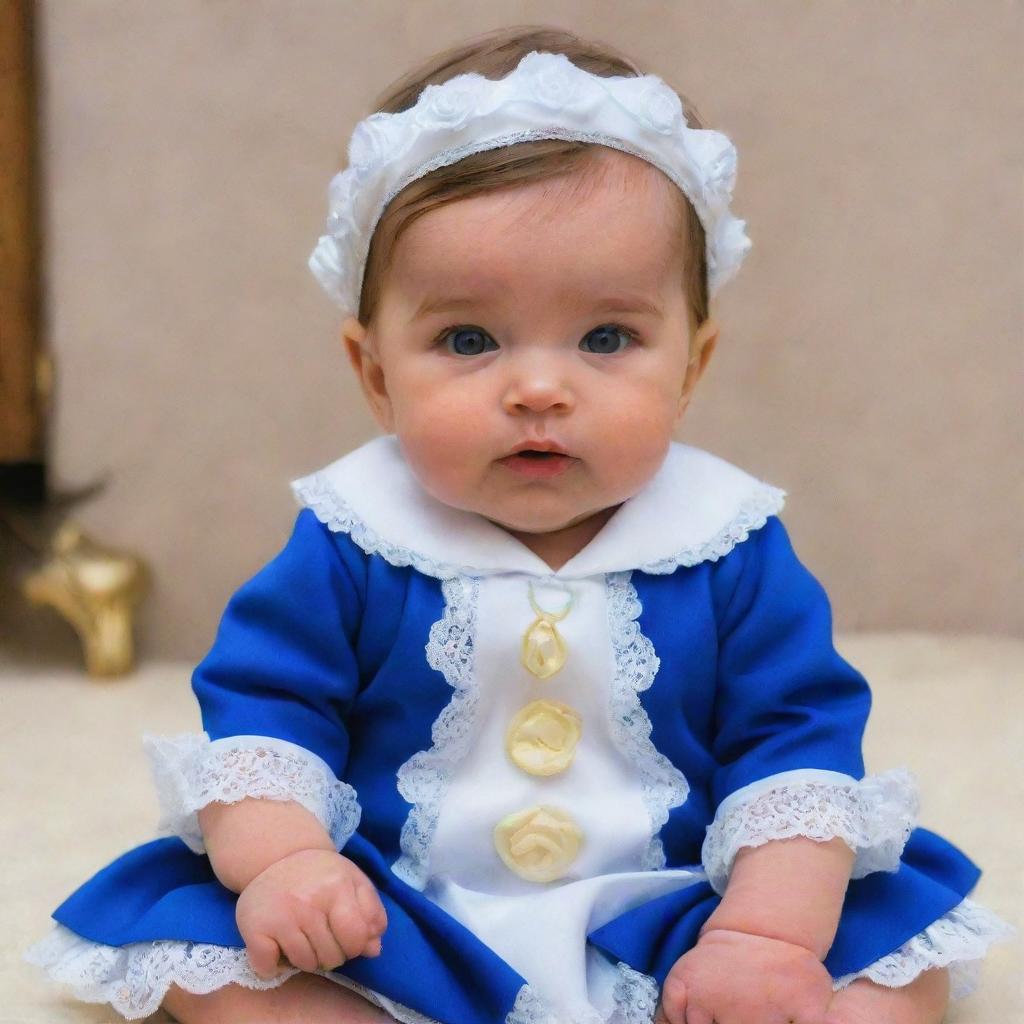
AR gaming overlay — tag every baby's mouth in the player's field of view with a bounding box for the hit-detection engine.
[498,450,578,477]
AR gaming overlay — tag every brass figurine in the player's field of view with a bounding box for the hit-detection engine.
[21,521,150,677]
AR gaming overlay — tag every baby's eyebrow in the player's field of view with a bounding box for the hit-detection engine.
[410,293,663,322]
[412,296,481,320]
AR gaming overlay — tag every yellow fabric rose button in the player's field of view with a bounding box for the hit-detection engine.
[493,804,584,882]
[505,698,582,776]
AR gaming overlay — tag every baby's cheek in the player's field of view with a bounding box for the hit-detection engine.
[394,430,479,511]
[595,403,675,473]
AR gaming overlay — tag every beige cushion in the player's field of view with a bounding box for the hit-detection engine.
[3,634,1020,1022]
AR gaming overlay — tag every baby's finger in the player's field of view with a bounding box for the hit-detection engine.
[353,876,388,935]
[659,974,687,1024]
[682,1003,714,1024]
[328,895,374,961]
[276,926,320,974]
[245,932,284,981]
[299,910,348,971]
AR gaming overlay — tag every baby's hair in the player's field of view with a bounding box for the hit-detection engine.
[352,25,712,334]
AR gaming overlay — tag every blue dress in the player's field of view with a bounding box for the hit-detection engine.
[24,435,1014,1023]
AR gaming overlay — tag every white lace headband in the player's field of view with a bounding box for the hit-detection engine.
[309,49,752,319]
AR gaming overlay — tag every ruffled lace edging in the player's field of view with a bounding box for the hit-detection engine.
[294,470,464,581]
[605,570,690,871]
[22,925,658,1024]
[832,897,1017,1001]
[141,731,361,854]
[21,924,435,1023]
[392,574,480,890]
[635,482,787,575]
[701,768,920,894]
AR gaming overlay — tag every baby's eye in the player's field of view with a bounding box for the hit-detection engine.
[580,324,636,355]
[440,326,498,357]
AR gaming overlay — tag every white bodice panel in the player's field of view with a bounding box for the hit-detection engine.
[427,574,655,891]
[417,571,705,1021]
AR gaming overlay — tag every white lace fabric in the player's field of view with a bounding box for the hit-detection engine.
[21,925,634,1023]
[635,484,786,575]
[832,898,1017,1000]
[141,732,361,853]
[292,469,464,582]
[605,570,690,870]
[24,895,1015,1021]
[701,768,921,894]
[391,574,480,890]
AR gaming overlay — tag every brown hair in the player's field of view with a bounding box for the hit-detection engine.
[354,25,711,334]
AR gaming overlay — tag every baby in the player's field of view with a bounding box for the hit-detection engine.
[25,24,1013,1024]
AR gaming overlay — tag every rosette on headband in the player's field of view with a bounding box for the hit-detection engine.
[309,50,752,319]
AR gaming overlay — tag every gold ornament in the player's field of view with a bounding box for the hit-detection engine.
[520,581,574,680]
[21,520,150,677]
[505,698,582,776]
[493,804,584,882]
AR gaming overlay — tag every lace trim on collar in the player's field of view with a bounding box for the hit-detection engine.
[293,470,469,581]
[293,462,786,580]
[634,483,785,575]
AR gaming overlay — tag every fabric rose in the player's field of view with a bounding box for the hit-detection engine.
[347,112,412,171]
[636,79,685,135]
[493,804,584,882]
[505,698,582,776]
[518,51,598,112]
[416,78,481,132]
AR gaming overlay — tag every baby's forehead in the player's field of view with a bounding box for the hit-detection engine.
[391,159,684,301]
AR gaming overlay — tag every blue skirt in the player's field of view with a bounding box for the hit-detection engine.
[25,824,1008,1024]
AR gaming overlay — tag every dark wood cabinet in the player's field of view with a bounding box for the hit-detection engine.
[1,0,46,467]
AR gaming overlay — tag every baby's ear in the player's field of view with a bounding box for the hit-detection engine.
[341,317,394,431]
[690,317,720,374]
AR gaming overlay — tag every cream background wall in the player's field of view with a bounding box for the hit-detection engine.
[29,1,1022,659]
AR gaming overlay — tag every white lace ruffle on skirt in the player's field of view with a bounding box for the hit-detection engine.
[21,923,644,1024]
[23,895,1015,1022]
[141,731,361,853]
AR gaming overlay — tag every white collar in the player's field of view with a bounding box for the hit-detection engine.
[290,434,786,580]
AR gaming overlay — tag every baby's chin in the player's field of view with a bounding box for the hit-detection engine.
[481,503,617,537]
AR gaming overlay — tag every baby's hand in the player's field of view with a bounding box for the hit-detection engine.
[235,848,387,979]
[654,927,833,1024]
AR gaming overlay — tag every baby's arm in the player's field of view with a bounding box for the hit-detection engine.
[658,836,854,1024]
[658,518,919,1021]
[701,834,855,958]
[198,797,336,893]
[143,510,386,975]
[198,798,386,978]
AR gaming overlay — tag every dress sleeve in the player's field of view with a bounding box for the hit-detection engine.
[141,507,364,855]
[701,515,919,894]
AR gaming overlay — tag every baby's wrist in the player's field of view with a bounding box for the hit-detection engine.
[245,845,339,887]
[700,836,853,960]
[698,910,831,960]
[697,923,821,959]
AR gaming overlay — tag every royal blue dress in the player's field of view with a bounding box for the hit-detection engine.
[24,435,1013,1023]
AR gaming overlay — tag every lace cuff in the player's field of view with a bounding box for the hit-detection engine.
[701,767,919,893]
[141,732,361,854]
[832,897,1017,1000]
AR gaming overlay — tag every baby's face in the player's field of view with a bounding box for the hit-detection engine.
[344,151,718,546]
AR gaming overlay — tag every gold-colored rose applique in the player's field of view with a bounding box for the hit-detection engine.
[493,804,584,882]
[520,581,575,680]
[505,699,582,776]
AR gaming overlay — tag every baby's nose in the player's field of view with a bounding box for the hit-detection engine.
[501,363,575,414]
